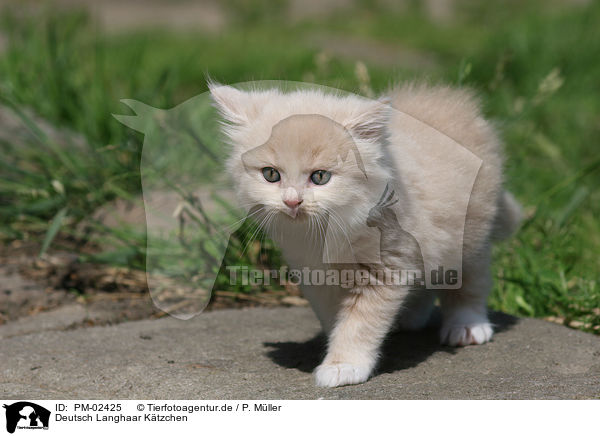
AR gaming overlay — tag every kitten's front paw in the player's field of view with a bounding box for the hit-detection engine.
[440,322,493,346]
[314,363,372,387]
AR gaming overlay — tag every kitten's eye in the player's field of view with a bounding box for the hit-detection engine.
[262,167,281,183]
[310,170,331,185]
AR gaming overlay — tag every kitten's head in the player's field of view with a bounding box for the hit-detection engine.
[209,83,391,229]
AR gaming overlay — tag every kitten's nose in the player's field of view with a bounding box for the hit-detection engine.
[282,187,302,217]
[283,198,303,208]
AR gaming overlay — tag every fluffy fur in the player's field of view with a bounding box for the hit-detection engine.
[210,81,521,387]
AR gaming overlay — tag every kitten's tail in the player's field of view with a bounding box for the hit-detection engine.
[491,191,523,241]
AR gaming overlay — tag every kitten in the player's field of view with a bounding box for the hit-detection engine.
[210,81,522,387]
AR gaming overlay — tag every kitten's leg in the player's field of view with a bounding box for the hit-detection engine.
[314,285,407,387]
[396,290,436,331]
[439,248,493,346]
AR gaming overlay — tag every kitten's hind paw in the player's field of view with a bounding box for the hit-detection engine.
[314,363,372,387]
[440,322,493,346]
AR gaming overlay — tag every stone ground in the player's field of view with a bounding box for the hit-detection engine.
[1,287,599,399]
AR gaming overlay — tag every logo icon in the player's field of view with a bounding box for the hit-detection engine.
[3,402,50,434]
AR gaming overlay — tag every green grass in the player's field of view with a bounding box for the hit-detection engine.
[0,1,598,331]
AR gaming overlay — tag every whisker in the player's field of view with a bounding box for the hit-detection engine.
[315,213,330,263]
[321,206,355,258]
[259,211,278,261]
[241,209,274,257]
[221,206,266,234]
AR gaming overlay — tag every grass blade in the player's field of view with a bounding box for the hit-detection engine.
[39,207,68,257]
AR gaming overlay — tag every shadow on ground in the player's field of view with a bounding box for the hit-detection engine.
[264,310,519,375]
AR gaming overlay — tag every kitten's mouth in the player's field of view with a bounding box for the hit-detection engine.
[281,207,305,220]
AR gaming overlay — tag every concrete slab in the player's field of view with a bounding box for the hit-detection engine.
[1,307,599,399]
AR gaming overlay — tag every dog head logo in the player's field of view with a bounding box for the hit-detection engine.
[3,402,50,433]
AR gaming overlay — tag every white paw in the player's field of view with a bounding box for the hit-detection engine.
[440,322,493,346]
[314,363,372,387]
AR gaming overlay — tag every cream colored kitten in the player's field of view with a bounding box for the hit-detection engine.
[210,81,521,387]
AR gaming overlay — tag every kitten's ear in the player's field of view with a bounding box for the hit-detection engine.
[208,82,253,125]
[344,97,390,141]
